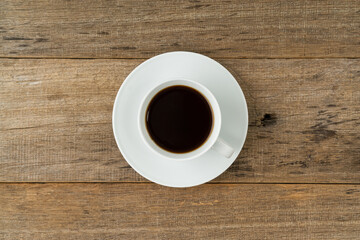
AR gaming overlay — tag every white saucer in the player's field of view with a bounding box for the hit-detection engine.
[112,52,248,187]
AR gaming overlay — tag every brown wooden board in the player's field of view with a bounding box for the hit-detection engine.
[1,183,359,239]
[1,59,359,182]
[1,0,359,58]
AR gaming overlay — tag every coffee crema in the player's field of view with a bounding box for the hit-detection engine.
[145,85,213,153]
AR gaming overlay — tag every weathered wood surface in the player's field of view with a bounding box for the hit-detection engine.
[1,59,359,182]
[0,183,359,240]
[1,0,359,58]
[1,0,359,239]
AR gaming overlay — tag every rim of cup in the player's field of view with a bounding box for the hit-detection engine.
[138,79,222,161]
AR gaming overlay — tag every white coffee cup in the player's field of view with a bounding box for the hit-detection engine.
[138,79,234,161]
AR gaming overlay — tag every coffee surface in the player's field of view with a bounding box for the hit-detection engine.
[146,85,213,153]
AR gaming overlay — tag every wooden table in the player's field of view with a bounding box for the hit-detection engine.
[1,1,359,239]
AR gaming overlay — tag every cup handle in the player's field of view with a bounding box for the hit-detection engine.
[211,137,234,158]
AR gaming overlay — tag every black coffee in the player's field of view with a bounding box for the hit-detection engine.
[146,85,213,153]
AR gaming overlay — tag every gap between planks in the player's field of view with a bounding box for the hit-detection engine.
[1,56,360,60]
[0,182,359,185]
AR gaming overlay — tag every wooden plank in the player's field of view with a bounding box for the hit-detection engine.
[0,183,359,239]
[0,59,359,183]
[0,0,359,58]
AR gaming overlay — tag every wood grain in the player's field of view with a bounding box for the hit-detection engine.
[0,0,359,58]
[1,58,359,183]
[1,1,359,239]
[0,183,359,239]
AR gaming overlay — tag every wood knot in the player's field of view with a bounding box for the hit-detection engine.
[260,113,277,127]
